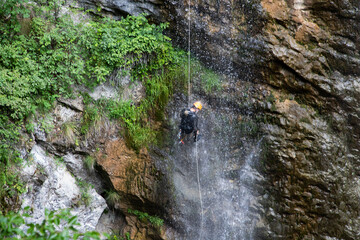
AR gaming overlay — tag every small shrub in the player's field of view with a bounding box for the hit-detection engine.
[107,100,156,150]
[186,58,222,94]
[39,114,54,134]
[81,105,102,136]
[84,155,96,172]
[201,68,222,94]
[61,121,77,143]
[76,178,92,207]
[106,190,121,206]
[0,206,101,239]
[125,232,131,240]
[127,209,164,228]
[54,156,65,167]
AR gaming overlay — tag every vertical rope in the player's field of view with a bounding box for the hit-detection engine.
[188,0,191,105]
[195,142,204,239]
[188,1,203,238]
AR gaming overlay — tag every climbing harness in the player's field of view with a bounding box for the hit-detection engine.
[178,130,185,144]
[178,129,201,145]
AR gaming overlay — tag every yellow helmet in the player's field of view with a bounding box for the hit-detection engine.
[193,101,202,110]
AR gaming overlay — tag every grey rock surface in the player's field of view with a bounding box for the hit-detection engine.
[21,145,107,233]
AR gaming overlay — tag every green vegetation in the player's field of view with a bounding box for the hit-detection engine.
[105,190,121,207]
[54,156,65,167]
[75,178,92,207]
[106,231,132,240]
[0,116,25,213]
[237,118,260,137]
[81,105,103,136]
[124,232,131,240]
[61,121,77,143]
[80,14,177,84]
[0,0,188,211]
[127,209,164,227]
[0,206,101,239]
[188,58,222,94]
[106,100,156,150]
[83,155,96,172]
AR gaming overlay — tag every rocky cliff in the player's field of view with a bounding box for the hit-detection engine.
[259,1,360,239]
[85,0,360,239]
[13,0,360,239]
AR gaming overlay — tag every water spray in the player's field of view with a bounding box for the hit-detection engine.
[188,0,204,238]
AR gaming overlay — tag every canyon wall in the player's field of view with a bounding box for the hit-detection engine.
[259,0,360,239]
[74,0,360,238]
[18,0,360,239]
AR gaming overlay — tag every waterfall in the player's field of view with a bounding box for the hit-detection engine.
[168,105,263,239]
[162,0,265,238]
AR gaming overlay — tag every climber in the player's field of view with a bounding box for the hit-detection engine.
[178,101,202,144]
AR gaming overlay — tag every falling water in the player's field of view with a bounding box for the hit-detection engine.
[167,103,264,240]
[186,0,205,238]
[187,0,191,104]
[162,0,265,239]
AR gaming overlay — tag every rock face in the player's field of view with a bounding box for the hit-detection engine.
[21,145,107,233]
[163,0,266,78]
[95,138,175,239]
[16,0,360,239]
[18,77,175,239]
[258,0,360,239]
[83,0,360,238]
[77,0,164,20]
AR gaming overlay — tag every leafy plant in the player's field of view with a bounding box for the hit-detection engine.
[54,156,65,167]
[0,206,101,239]
[127,209,164,227]
[106,100,155,150]
[80,14,175,85]
[0,115,23,214]
[0,0,30,42]
[124,232,131,240]
[0,0,188,209]
[40,114,54,134]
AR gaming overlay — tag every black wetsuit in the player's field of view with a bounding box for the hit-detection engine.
[179,108,199,135]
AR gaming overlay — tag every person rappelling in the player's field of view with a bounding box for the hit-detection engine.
[178,101,202,144]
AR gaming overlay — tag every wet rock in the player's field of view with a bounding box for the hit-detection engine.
[54,104,78,122]
[255,0,360,238]
[63,153,106,193]
[13,0,360,238]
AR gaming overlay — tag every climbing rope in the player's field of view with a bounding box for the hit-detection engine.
[187,0,191,105]
[195,141,204,239]
[187,1,204,238]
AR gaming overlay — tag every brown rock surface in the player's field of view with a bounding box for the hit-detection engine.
[95,138,172,239]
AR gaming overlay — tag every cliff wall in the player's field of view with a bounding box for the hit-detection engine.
[11,0,360,239]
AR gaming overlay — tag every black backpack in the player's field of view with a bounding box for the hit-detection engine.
[180,108,195,132]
